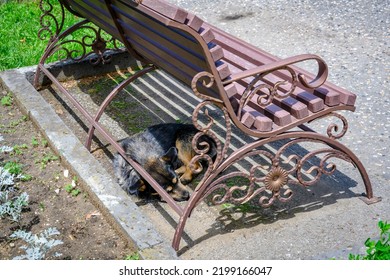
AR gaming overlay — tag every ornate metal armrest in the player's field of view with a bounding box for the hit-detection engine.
[223,54,329,90]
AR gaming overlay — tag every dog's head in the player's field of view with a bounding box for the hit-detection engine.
[144,147,191,201]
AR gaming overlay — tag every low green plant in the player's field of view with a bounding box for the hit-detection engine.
[0,189,29,222]
[64,177,81,197]
[349,220,390,260]
[1,94,13,106]
[65,185,81,197]
[41,138,48,148]
[35,153,59,169]
[2,160,32,182]
[31,136,39,147]
[124,252,140,260]
[12,144,29,155]
[39,202,45,211]
[10,227,63,260]
[3,161,23,176]
[8,115,28,129]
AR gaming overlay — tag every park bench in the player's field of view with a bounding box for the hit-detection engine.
[34,0,381,251]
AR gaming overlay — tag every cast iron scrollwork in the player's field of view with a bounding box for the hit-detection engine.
[237,66,298,120]
[38,0,65,41]
[38,0,124,66]
[197,135,356,208]
[189,94,356,208]
[199,148,295,208]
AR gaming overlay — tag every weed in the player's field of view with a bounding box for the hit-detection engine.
[31,136,39,147]
[35,153,59,169]
[3,161,23,175]
[2,160,32,182]
[124,252,140,260]
[111,100,128,110]
[64,177,81,197]
[20,174,33,182]
[64,183,81,197]
[12,144,29,155]
[41,138,48,148]
[64,176,81,197]
[8,116,28,129]
[31,136,48,148]
[10,227,63,260]
[70,189,81,197]
[1,94,13,106]
[349,220,390,260]
[39,202,45,211]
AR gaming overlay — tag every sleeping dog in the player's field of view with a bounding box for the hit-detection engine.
[113,123,216,201]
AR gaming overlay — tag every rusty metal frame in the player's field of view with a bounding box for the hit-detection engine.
[171,95,381,250]
[34,0,186,215]
[34,0,381,253]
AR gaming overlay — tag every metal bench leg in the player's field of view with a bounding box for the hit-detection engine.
[172,105,381,251]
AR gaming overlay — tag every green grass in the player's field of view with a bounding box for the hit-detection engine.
[0,0,80,71]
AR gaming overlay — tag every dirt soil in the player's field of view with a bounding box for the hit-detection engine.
[0,90,136,260]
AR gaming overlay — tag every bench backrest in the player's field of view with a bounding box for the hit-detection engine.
[63,0,227,101]
[61,0,357,136]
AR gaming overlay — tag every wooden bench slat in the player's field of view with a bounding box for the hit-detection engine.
[273,96,309,119]
[264,104,292,126]
[215,62,231,80]
[67,0,120,38]
[211,25,356,107]
[229,96,273,132]
[116,15,206,70]
[228,83,293,126]
[291,91,325,112]
[209,45,224,62]
[139,0,188,23]
[113,1,205,57]
[221,47,343,108]
[185,13,204,32]
[199,27,215,44]
[313,88,340,106]
[242,106,273,131]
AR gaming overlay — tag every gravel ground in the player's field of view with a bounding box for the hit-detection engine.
[167,0,390,195]
[162,0,389,259]
[3,0,388,260]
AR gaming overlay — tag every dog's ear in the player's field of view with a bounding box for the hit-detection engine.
[161,147,178,163]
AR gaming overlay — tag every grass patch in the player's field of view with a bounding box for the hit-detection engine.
[0,1,80,71]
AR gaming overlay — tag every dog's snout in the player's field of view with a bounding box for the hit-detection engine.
[167,179,192,201]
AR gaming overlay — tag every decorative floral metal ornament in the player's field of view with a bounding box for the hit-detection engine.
[264,166,289,192]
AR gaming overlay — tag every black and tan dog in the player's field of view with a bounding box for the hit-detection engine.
[113,123,216,201]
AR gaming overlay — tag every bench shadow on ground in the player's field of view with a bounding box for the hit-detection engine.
[34,67,364,253]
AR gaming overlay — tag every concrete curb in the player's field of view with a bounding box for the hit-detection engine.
[0,60,179,260]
